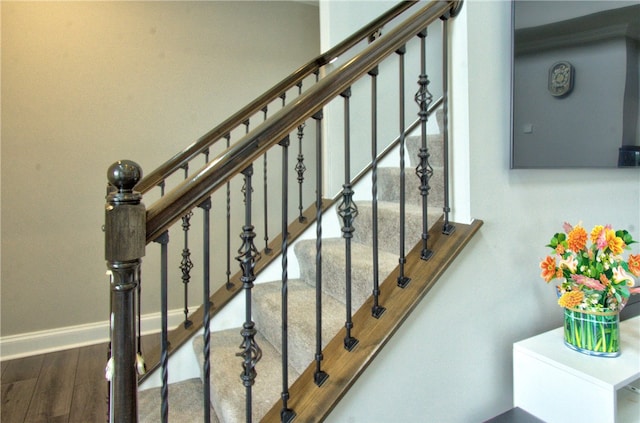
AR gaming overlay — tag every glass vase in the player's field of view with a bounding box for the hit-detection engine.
[563,307,620,357]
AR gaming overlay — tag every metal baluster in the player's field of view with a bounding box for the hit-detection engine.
[235,165,262,423]
[295,123,307,223]
[180,164,194,328]
[262,106,273,255]
[369,66,386,319]
[396,45,411,288]
[294,82,307,223]
[279,136,296,422]
[225,133,234,290]
[441,18,455,235]
[154,230,170,423]
[312,110,329,386]
[415,30,435,261]
[199,197,212,423]
[337,88,359,352]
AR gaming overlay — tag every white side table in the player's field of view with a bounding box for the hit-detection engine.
[513,315,640,423]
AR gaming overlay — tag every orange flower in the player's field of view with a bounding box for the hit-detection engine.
[629,254,640,277]
[599,274,611,286]
[606,229,625,255]
[567,225,587,252]
[555,244,565,255]
[540,256,557,282]
[558,290,584,308]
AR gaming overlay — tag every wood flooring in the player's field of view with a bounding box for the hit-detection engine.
[1,343,109,423]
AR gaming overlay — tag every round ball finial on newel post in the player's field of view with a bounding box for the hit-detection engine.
[107,160,143,204]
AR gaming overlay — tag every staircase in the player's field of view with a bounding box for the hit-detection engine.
[105,2,479,422]
[138,115,452,421]
[202,133,445,422]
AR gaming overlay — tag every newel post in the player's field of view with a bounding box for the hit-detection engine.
[105,160,145,423]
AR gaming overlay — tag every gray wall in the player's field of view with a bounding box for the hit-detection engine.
[325,1,640,421]
[1,1,319,343]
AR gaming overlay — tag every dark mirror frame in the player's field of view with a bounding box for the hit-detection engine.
[510,1,640,169]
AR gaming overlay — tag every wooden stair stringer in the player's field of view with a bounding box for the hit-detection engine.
[261,217,483,422]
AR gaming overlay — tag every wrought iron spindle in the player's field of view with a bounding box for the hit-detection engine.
[337,87,359,351]
[294,82,307,223]
[154,230,170,423]
[262,106,273,254]
[369,66,385,319]
[396,45,411,288]
[199,197,212,423]
[180,164,194,328]
[295,123,307,223]
[312,110,329,386]
[225,133,234,290]
[279,136,296,422]
[415,30,435,261]
[235,165,262,423]
[441,18,455,235]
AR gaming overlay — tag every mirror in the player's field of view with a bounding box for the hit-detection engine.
[511,1,640,168]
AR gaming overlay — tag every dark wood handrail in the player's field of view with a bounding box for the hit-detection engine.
[145,0,456,243]
[134,1,417,195]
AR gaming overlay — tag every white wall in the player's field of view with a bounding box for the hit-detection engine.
[319,0,444,196]
[0,1,319,356]
[326,1,640,421]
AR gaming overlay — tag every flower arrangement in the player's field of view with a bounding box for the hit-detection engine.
[540,222,640,312]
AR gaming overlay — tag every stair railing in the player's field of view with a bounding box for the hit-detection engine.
[105,1,463,422]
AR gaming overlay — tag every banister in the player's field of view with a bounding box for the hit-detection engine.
[134,0,417,195]
[145,0,455,243]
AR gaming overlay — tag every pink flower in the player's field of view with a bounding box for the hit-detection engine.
[571,274,606,291]
[596,226,608,250]
[563,222,573,234]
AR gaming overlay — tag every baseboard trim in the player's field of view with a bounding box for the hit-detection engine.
[0,309,186,361]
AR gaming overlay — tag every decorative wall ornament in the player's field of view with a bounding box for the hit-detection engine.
[548,61,574,97]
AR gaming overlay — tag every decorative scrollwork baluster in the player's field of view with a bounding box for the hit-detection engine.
[414,30,435,261]
[235,165,262,423]
[338,87,359,352]
[180,164,194,328]
[295,123,307,223]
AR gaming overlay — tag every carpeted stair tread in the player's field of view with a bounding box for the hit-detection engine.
[294,238,399,310]
[376,165,444,208]
[406,133,445,168]
[193,328,300,423]
[138,378,219,423]
[354,200,443,254]
[252,279,346,374]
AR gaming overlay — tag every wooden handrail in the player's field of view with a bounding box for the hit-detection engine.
[134,1,417,195]
[145,0,456,243]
